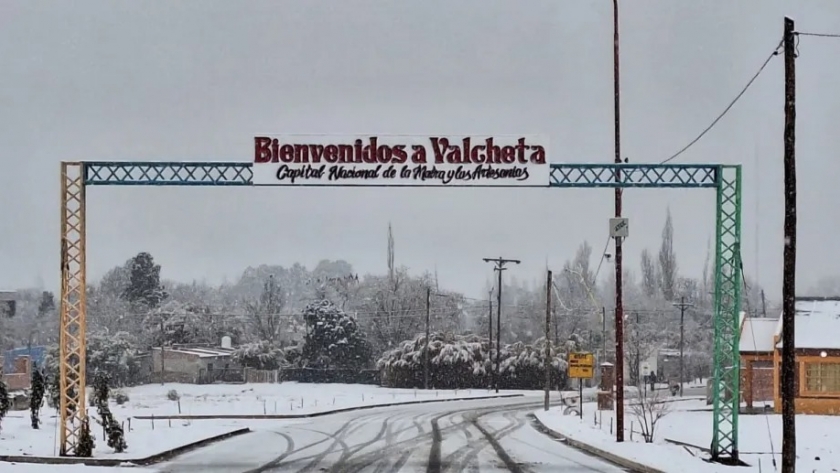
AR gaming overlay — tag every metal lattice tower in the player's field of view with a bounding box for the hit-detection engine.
[59,162,88,456]
[59,161,741,461]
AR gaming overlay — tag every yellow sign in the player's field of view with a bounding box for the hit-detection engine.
[568,352,595,379]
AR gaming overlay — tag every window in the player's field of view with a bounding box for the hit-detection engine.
[804,362,840,394]
[778,362,800,397]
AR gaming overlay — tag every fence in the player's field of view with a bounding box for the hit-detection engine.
[197,367,245,385]
[280,368,379,385]
[244,368,280,384]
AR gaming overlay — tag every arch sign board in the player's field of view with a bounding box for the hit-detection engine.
[252,134,549,187]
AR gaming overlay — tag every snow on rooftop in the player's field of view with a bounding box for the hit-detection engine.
[739,313,778,353]
[775,298,840,349]
[154,346,235,358]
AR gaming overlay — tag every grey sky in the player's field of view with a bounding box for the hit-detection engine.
[1,1,839,301]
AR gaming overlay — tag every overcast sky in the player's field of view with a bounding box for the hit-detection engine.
[1,0,839,302]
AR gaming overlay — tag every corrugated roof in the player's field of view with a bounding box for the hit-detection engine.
[739,313,777,353]
[775,298,840,350]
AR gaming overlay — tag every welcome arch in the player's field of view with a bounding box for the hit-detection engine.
[58,138,742,462]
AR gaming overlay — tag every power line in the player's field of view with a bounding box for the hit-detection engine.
[796,31,840,38]
[660,39,784,164]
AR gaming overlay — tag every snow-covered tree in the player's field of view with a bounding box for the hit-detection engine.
[30,364,46,429]
[232,341,285,370]
[0,379,9,432]
[92,373,126,453]
[123,252,167,310]
[301,300,371,370]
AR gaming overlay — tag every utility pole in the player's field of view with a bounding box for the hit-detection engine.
[488,289,494,390]
[424,286,431,390]
[611,0,626,443]
[781,16,797,473]
[545,270,552,411]
[673,297,693,397]
[483,257,521,393]
[761,289,768,318]
[160,318,165,385]
[602,306,607,364]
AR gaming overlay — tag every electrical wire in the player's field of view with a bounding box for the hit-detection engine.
[660,40,784,164]
[592,234,613,282]
[741,270,778,471]
[796,31,840,38]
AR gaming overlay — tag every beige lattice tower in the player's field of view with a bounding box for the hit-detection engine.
[59,162,88,456]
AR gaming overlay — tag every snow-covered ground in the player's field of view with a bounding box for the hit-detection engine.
[535,398,840,473]
[0,382,540,462]
[121,382,538,417]
[0,408,237,460]
[2,465,138,472]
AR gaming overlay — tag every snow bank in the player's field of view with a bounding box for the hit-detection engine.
[119,382,539,417]
[535,398,840,473]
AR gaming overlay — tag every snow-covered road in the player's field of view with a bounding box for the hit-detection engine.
[155,397,627,473]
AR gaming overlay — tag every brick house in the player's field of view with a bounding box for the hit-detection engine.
[0,354,32,391]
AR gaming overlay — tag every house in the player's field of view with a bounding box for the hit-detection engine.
[150,344,240,384]
[3,346,46,372]
[739,313,777,409]
[0,290,15,317]
[772,297,840,415]
[0,353,32,391]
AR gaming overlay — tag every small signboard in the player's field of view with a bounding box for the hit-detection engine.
[568,352,595,379]
[609,217,629,238]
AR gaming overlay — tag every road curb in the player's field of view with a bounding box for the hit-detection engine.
[0,427,251,467]
[131,393,525,420]
[530,413,667,473]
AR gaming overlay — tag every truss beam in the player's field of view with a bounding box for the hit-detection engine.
[548,163,718,188]
[84,161,252,186]
[59,162,87,456]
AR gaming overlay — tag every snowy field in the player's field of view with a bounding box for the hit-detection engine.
[0,382,539,462]
[0,407,237,460]
[121,382,538,417]
[535,398,840,473]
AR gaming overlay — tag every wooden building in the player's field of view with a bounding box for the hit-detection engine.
[772,297,840,415]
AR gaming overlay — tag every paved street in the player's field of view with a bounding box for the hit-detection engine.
[156,396,629,473]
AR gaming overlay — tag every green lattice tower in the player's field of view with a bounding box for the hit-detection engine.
[711,165,742,462]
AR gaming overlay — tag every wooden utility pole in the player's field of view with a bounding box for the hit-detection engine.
[160,318,165,385]
[781,16,797,473]
[488,289,494,390]
[483,257,521,393]
[545,270,552,411]
[612,0,626,442]
[673,297,693,397]
[424,286,431,390]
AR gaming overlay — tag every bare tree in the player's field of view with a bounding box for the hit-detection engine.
[640,249,658,298]
[246,275,286,343]
[629,382,671,443]
[658,209,679,301]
